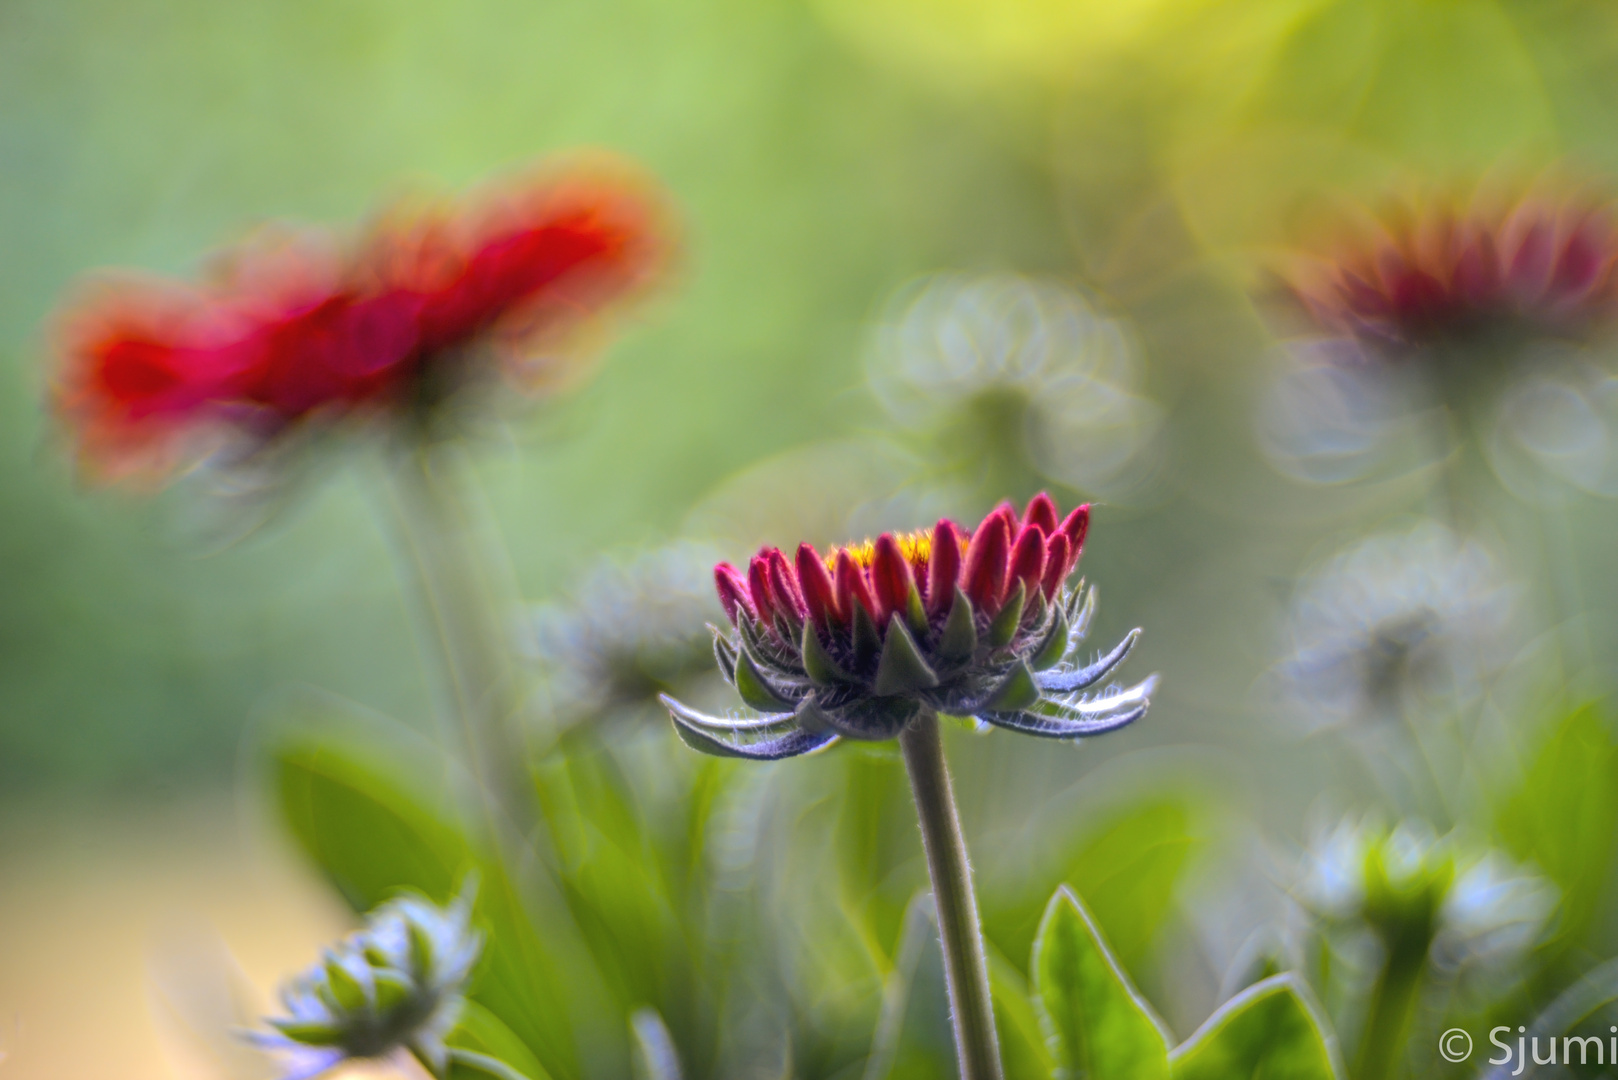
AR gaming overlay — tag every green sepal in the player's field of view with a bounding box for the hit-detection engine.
[1029,604,1070,671]
[735,649,796,712]
[1068,581,1095,637]
[801,622,851,686]
[981,659,1040,712]
[937,587,978,663]
[986,581,1026,649]
[270,1019,349,1046]
[905,583,930,640]
[324,953,370,1011]
[373,968,414,1013]
[874,615,940,696]
[737,614,801,677]
[852,604,883,669]
[408,920,437,981]
[710,627,738,684]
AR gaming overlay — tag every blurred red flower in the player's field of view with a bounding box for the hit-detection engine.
[50,159,672,482]
[1286,189,1618,357]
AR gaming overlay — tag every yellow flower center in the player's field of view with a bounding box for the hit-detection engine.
[825,528,953,573]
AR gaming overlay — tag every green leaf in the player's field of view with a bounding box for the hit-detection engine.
[873,615,940,696]
[1169,974,1341,1080]
[448,1001,552,1080]
[274,737,579,1079]
[1032,885,1172,1080]
[988,947,1056,1080]
[1496,702,1618,946]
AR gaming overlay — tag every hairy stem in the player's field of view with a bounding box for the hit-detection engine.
[898,712,1004,1080]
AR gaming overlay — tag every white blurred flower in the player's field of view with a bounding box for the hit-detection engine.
[866,272,1162,497]
[1295,817,1554,972]
[1487,351,1618,503]
[1278,523,1515,730]
[526,541,722,723]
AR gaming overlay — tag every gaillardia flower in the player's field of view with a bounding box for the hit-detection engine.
[662,494,1155,758]
[249,888,481,1080]
[50,159,670,481]
[1286,189,1618,359]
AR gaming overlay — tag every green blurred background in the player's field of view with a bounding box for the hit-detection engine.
[11,1,1618,1076]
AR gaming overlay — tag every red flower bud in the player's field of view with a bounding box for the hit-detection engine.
[927,518,964,619]
[1008,524,1047,600]
[870,533,917,629]
[714,562,753,625]
[962,512,1011,615]
[795,543,841,630]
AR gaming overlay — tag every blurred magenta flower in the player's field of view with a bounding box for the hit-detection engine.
[1286,189,1618,359]
[50,158,672,483]
[662,493,1155,757]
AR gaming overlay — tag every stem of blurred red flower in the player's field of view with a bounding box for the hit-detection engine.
[898,712,1004,1080]
[384,444,532,829]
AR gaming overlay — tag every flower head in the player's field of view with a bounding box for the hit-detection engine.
[527,541,722,725]
[1286,189,1618,361]
[1297,817,1554,974]
[661,494,1155,758]
[867,272,1160,498]
[1277,523,1514,730]
[249,887,481,1080]
[50,160,671,481]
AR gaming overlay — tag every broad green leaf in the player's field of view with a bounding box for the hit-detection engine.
[1169,974,1340,1080]
[988,946,1056,1080]
[1068,800,1201,976]
[1496,703,1618,946]
[273,737,579,1079]
[449,1001,552,1080]
[1032,885,1172,1080]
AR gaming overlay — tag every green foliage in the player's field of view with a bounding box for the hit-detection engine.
[1168,975,1340,1080]
[448,1002,554,1080]
[985,792,1208,988]
[1031,885,1341,1080]
[1496,702,1618,948]
[1032,885,1172,1080]
[274,736,581,1079]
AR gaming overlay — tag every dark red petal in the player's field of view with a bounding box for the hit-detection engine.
[1041,534,1071,600]
[795,543,841,629]
[992,499,1019,532]
[927,519,964,619]
[962,511,1011,615]
[1058,504,1090,577]
[835,549,880,627]
[1024,493,1059,537]
[870,533,916,629]
[747,552,778,628]
[1008,524,1047,599]
[767,548,807,621]
[714,562,753,625]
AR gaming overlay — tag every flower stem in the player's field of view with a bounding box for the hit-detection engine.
[382,443,530,826]
[1352,945,1425,1080]
[898,712,1004,1080]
